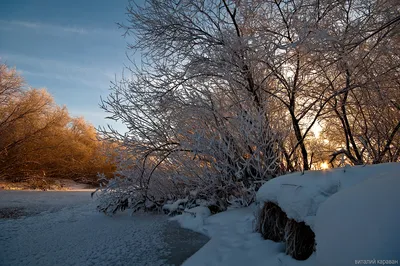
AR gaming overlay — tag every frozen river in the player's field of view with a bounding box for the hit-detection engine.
[0,190,209,266]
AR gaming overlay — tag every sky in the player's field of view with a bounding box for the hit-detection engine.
[0,0,141,132]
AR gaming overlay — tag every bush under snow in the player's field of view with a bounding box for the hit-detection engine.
[256,163,400,229]
[255,162,400,262]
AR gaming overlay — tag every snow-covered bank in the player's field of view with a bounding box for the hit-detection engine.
[173,206,315,266]
[315,172,400,266]
[256,163,400,229]
[172,163,400,266]
[0,191,208,266]
[0,178,95,192]
[2,163,398,266]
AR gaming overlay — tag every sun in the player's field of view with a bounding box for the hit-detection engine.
[320,162,329,170]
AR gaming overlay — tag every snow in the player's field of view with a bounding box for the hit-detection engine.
[163,198,189,214]
[173,205,316,266]
[1,163,399,266]
[256,163,400,229]
[184,206,211,217]
[315,172,400,266]
[0,190,208,266]
[171,163,399,266]
[170,206,211,233]
[0,178,94,192]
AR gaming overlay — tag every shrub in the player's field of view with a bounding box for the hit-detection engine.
[256,201,315,260]
[255,202,288,242]
[284,219,315,260]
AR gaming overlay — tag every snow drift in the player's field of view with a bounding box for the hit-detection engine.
[256,163,400,229]
[315,171,400,265]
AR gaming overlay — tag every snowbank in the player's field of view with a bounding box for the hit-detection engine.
[184,206,211,218]
[256,163,400,228]
[163,198,188,214]
[172,205,316,266]
[171,163,400,266]
[315,173,400,266]
[170,206,211,233]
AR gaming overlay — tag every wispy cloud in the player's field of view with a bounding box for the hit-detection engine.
[1,53,119,90]
[0,20,117,36]
[10,20,41,29]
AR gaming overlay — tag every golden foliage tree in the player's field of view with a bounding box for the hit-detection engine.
[0,64,116,183]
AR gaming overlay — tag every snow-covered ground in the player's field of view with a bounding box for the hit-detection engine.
[0,191,208,266]
[256,163,400,230]
[1,163,399,266]
[173,205,315,266]
[0,178,95,191]
[315,171,400,266]
[173,163,400,266]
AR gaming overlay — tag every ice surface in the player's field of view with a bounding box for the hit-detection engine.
[0,191,208,266]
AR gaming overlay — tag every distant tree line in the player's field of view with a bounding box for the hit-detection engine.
[0,63,116,184]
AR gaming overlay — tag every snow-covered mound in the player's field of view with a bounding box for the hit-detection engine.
[167,163,399,266]
[163,198,189,215]
[184,206,211,218]
[173,205,314,266]
[170,206,211,233]
[256,163,400,228]
[315,172,400,265]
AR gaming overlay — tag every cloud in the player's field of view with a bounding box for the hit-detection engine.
[0,20,116,36]
[63,27,88,34]
[1,53,118,90]
[10,21,41,29]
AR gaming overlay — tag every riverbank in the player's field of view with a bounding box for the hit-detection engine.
[172,205,312,266]
[0,178,96,191]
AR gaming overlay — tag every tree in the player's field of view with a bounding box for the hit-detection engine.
[97,0,400,213]
[317,0,400,165]
[0,80,69,180]
[98,0,283,212]
[0,63,117,183]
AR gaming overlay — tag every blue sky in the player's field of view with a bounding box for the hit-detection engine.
[0,0,140,131]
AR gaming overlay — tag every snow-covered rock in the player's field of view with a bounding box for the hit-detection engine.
[256,163,400,229]
[171,206,211,233]
[184,206,211,218]
[162,198,188,215]
[315,172,400,266]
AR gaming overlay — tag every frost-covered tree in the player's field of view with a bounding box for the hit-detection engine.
[97,0,400,214]
[97,0,283,213]
[316,0,400,165]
